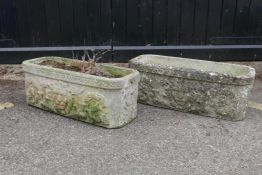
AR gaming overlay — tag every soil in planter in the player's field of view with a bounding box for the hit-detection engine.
[40,60,120,78]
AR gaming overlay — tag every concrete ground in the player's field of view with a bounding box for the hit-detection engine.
[0,63,262,175]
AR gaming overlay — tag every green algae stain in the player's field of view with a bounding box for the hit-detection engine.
[102,66,131,78]
[26,84,109,127]
[230,67,249,76]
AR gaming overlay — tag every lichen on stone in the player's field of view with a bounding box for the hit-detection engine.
[136,72,251,121]
[26,83,109,127]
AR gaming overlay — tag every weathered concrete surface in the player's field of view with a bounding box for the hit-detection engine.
[23,57,140,128]
[0,79,262,175]
[130,55,256,121]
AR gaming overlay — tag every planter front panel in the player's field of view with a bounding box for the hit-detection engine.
[130,55,255,121]
[23,57,140,128]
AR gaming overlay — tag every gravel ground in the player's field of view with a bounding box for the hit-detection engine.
[0,62,262,174]
[0,64,24,80]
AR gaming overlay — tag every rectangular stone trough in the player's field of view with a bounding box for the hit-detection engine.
[23,57,140,128]
[129,55,256,121]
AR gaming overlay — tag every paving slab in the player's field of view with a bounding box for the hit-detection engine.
[0,78,262,175]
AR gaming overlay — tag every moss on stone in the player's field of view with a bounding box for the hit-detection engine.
[26,84,109,127]
[103,66,131,78]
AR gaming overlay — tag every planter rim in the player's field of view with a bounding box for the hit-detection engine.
[23,57,140,90]
[129,54,255,86]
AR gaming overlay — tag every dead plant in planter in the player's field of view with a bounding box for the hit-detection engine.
[71,49,110,76]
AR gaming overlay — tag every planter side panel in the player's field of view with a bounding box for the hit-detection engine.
[25,73,138,128]
[138,72,252,121]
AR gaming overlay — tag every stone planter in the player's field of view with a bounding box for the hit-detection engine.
[23,57,140,128]
[129,55,255,121]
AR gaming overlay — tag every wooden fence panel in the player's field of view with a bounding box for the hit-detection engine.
[220,0,237,36]
[112,0,126,45]
[73,0,88,46]
[1,0,262,62]
[0,0,17,45]
[29,0,48,46]
[153,0,167,45]
[206,0,223,43]
[140,0,153,45]
[193,0,209,44]
[45,0,61,46]
[100,0,112,46]
[87,0,101,45]
[126,0,143,46]
[235,0,252,36]
[249,0,262,35]
[167,0,181,45]
[180,0,195,44]
[15,0,32,46]
[3,0,262,46]
[59,0,74,46]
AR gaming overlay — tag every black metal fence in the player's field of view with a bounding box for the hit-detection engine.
[0,0,262,63]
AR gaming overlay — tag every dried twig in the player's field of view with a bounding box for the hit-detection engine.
[72,49,110,74]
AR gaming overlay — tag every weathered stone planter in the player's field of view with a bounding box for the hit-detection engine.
[129,55,255,121]
[23,57,140,128]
